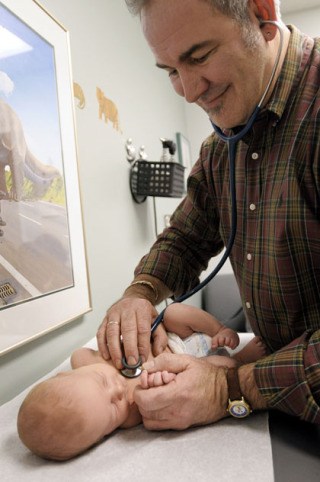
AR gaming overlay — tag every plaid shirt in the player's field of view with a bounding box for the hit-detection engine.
[135,26,320,423]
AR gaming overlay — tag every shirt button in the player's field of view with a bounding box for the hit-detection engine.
[247,253,252,261]
[249,203,256,211]
[245,301,251,309]
[251,152,259,160]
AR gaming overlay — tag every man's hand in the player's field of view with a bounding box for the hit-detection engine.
[96,297,167,369]
[133,353,229,430]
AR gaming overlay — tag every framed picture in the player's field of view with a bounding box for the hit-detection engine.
[0,0,91,355]
[176,132,191,169]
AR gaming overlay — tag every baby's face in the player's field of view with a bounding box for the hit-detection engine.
[57,363,129,446]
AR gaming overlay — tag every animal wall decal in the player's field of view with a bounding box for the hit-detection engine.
[96,86,122,133]
[72,82,122,134]
[73,82,85,109]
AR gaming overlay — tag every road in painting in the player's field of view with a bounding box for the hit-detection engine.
[0,3,73,308]
[0,200,73,307]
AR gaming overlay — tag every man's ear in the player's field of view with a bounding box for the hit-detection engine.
[251,0,277,21]
[250,0,278,41]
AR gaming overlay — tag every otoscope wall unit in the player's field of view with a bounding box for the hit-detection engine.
[126,138,185,204]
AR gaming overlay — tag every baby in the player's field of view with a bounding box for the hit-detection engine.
[17,303,266,461]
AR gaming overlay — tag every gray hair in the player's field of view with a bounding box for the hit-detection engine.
[125,0,282,21]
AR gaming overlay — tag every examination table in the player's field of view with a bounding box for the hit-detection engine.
[2,333,320,481]
[1,336,273,481]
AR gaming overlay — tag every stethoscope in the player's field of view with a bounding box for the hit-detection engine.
[121,20,284,378]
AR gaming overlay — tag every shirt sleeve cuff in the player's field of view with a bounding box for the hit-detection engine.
[254,331,320,423]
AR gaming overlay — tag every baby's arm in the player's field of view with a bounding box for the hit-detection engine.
[140,369,176,388]
[71,347,105,369]
[163,303,224,338]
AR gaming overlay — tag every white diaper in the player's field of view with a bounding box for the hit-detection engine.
[167,332,229,358]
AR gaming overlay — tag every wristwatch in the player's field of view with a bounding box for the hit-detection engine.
[226,367,252,418]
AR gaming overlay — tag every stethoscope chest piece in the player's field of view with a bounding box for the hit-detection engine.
[120,366,142,378]
[120,352,143,378]
[119,334,143,378]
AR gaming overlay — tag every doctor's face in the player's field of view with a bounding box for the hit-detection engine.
[141,0,269,129]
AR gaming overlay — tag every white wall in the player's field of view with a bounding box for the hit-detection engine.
[0,0,187,405]
[283,6,320,36]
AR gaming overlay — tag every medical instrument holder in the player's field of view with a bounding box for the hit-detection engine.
[130,160,185,202]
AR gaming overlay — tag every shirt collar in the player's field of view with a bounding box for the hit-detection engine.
[265,25,313,121]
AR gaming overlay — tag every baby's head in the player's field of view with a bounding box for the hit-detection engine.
[17,363,129,460]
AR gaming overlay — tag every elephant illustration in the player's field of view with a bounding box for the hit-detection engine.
[73,82,85,109]
[96,87,121,132]
[0,99,61,201]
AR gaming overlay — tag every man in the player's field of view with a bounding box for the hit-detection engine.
[97,0,320,427]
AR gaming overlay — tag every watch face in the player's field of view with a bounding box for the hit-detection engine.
[229,402,250,418]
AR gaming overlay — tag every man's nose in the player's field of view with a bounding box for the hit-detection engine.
[179,70,209,103]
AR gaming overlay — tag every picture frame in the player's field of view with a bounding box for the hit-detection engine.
[0,0,91,355]
[176,132,191,169]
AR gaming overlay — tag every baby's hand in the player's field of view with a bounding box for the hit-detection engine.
[211,327,240,350]
[140,370,176,389]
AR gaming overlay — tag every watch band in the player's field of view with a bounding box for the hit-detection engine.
[227,367,242,401]
[226,367,252,418]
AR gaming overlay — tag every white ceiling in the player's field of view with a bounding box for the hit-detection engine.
[281,0,320,14]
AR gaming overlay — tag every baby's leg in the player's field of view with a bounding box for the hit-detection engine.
[140,370,176,389]
[233,336,268,364]
[163,303,196,338]
[163,303,224,339]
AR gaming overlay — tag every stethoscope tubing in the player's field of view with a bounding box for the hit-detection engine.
[150,125,242,333]
[150,20,284,335]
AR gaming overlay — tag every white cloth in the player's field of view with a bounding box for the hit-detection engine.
[0,336,274,482]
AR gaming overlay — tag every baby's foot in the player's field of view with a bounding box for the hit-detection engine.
[233,336,268,364]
